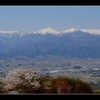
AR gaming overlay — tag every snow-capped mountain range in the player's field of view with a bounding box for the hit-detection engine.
[0,27,100,58]
[1,27,100,36]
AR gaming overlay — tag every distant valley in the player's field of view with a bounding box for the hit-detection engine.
[0,28,100,90]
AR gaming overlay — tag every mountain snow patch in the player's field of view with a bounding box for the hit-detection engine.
[38,27,60,35]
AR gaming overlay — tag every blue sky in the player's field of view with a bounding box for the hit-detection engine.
[0,6,100,33]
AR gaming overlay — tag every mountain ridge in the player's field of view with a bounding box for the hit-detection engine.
[0,29,100,58]
[1,27,100,36]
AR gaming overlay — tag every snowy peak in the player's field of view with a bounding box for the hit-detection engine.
[0,31,19,34]
[0,31,23,38]
[63,28,100,35]
[38,27,60,35]
[81,29,100,35]
[63,28,78,33]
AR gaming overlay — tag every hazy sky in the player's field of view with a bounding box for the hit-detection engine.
[0,6,100,33]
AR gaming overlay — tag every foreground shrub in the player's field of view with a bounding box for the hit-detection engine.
[49,76,93,94]
[35,76,52,93]
[0,78,4,93]
[49,76,72,93]
[73,78,93,93]
[0,68,93,94]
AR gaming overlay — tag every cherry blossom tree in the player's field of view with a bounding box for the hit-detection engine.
[2,68,41,93]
